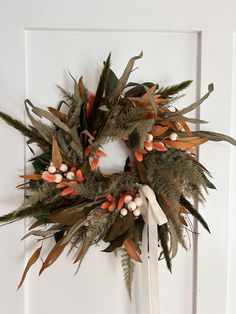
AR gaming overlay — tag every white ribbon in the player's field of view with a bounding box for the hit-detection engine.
[139,185,168,314]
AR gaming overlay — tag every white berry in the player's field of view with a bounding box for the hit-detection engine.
[145,145,153,151]
[133,208,141,217]
[48,166,56,174]
[134,197,143,207]
[54,174,63,183]
[147,133,153,142]
[50,161,54,166]
[124,195,133,204]
[66,171,75,180]
[127,201,137,211]
[170,132,178,141]
[60,163,68,172]
[84,221,90,227]
[120,208,128,216]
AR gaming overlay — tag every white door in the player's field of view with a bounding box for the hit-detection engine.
[0,2,236,314]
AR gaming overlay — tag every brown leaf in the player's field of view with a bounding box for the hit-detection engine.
[124,239,142,263]
[179,214,188,226]
[39,240,67,275]
[20,174,42,180]
[74,243,84,263]
[163,138,208,149]
[28,219,44,231]
[152,126,169,137]
[78,76,85,99]
[52,136,62,169]
[17,246,42,290]
[48,107,67,121]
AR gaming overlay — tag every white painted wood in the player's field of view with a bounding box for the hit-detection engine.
[0,1,236,314]
[198,31,234,314]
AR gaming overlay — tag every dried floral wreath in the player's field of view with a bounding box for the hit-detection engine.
[0,52,235,298]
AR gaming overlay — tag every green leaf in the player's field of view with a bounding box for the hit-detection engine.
[124,82,155,97]
[180,196,211,233]
[104,212,134,242]
[106,68,119,96]
[164,83,214,118]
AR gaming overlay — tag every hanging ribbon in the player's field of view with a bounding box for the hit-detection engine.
[139,184,168,314]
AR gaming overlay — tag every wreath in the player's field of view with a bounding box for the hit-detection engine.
[0,52,235,298]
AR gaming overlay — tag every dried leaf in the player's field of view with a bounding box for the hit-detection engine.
[39,240,67,275]
[20,174,42,181]
[124,240,142,263]
[52,136,62,169]
[17,246,42,290]
[48,107,67,121]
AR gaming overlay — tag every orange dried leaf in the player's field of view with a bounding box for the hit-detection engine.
[124,240,142,263]
[17,246,42,290]
[153,141,168,151]
[52,136,62,169]
[48,107,67,121]
[152,126,169,137]
[179,214,188,226]
[39,241,66,276]
[74,243,84,264]
[28,220,44,231]
[78,76,85,99]
[20,174,42,181]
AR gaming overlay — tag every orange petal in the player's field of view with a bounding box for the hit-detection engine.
[76,169,85,182]
[153,141,168,152]
[41,171,56,182]
[134,150,144,162]
[100,201,111,210]
[106,194,113,202]
[95,149,107,157]
[61,187,74,197]
[118,196,125,209]
[90,157,99,170]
